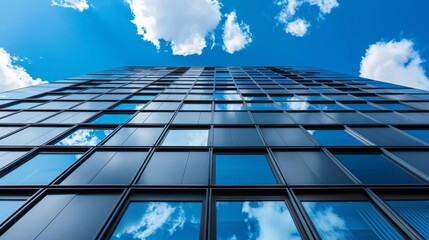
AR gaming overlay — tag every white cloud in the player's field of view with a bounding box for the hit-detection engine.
[222,11,253,54]
[276,0,339,37]
[51,0,89,12]
[285,18,310,37]
[360,39,429,90]
[126,0,221,56]
[0,48,46,92]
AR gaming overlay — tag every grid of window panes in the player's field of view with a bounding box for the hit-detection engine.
[0,66,428,239]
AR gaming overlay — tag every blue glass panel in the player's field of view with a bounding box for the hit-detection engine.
[162,130,209,146]
[278,101,315,110]
[334,154,423,184]
[216,201,301,240]
[358,96,383,101]
[402,129,429,143]
[55,129,113,146]
[303,201,402,240]
[0,200,25,223]
[387,200,429,238]
[215,103,245,111]
[0,153,81,185]
[114,103,145,110]
[344,103,380,110]
[215,94,241,101]
[296,95,328,101]
[243,96,270,101]
[129,95,156,101]
[378,103,413,110]
[4,102,40,109]
[181,104,211,110]
[246,103,279,110]
[91,114,132,124]
[215,154,277,185]
[111,202,202,240]
[307,129,366,146]
[312,103,347,110]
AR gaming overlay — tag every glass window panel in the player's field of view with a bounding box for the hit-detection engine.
[378,103,413,110]
[277,101,315,110]
[273,151,354,185]
[0,111,56,124]
[334,154,423,184]
[111,201,202,240]
[303,201,402,240]
[33,101,80,110]
[144,102,181,111]
[0,199,26,223]
[261,128,316,146]
[386,200,429,238]
[0,126,20,138]
[343,103,380,110]
[401,129,429,144]
[103,127,163,146]
[129,95,156,101]
[0,151,27,169]
[73,101,115,110]
[0,127,69,146]
[173,112,212,124]
[216,201,301,240]
[162,129,209,146]
[351,127,424,146]
[213,128,263,146]
[252,112,295,124]
[4,102,40,109]
[307,129,366,146]
[213,112,252,124]
[215,94,241,100]
[215,103,245,110]
[90,114,132,124]
[181,103,211,110]
[389,151,429,178]
[0,153,81,185]
[312,103,347,110]
[289,112,337,125]
[130,112,174,124]
[215,154,277,185]
[55,129,113,146]
[324,112,378,124]
[246,102,279,110]
[41,111,96,124]
[113,102,145,110]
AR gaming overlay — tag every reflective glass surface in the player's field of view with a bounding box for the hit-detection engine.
[215,94,241,101]
[402,129,429,143]
[278,101,314,110]
[4,102,40,109]
[111,201,202,240]
[215,154,277,185]
[303,201,402,240]
[312,103,347,110]
[55,129,113,146]
[114,103,145,110]
[129,95,156,101]
[246,103,279,110]
[91,114,132,124]
[307,129,366,146]
[215,103,245,110]
[161,129,209,146]
[0,153,81,185]
[343,103,380,110]
[0,200,25,223]
[216,201,301,240]
[181,103,211,110]
[378,103,413,110]
[334,154,423,184]
[387,200,429,238]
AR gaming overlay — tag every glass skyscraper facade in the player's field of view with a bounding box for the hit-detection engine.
[0,66,428,239]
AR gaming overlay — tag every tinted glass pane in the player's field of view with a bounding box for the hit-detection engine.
[91,114,132,124]
[378,103,413,110]
[215,154,276,185]
[129,95,156,101]
[343,103,380,110]
[312,103,346,110]
[162,130,209,146]
[55,129,113,146]
[0,153,81,185]
[114,103,145,110]
[181,103,211,110]
[4,102,40,109]
[307,129,366,146]
[215,94,241,100]
[402,129,429,143]
[278,101,315,110]
[261,128,316,146]
[0,200,25,223]
[216,201,301,240]
[351,127,424,146]
[303,201,402,240]
[111,202,202,240]
[334,154,423,184]
[215,103,245,110]
[387,200,429,238]
[246,103,279,110]
[389,151,429,178]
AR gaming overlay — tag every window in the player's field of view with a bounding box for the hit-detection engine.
[273,151,354,185]
[181,103,211,110]
[42,111,96,124]
[277,101,315,110]
[213,111,252,124]
[55,129,112,146]
[0,199,26,223]
[386,200,429,239]
[334,153,423,184]
[161,129,209,146]
[0,151,27,169]
[0,127,69,146]
[61,151,148,185]
[104,127,163,146]
[4,102,40,109]
[111,201,202,240]
[343,103,380,110]
[1,193,121,239]
[215,103,245,110]
[252,112,295,125]
[303,201,402,239]
[213,128,263,146]
[33,101,81,110]
[173,112,212,124]
[0,111,56,124]
[215,154,277,185]
[0,153,81,185]
[401,129,429,144]
[90,113,132,124]
[246,102,279,110]
[215,93,241,100]
[389,151,429,178]
[73,101,115,110]
[311,103,347,110]
[144,101,181,111]
[324,112,377,124]
[289,112,336,125]
[378,103,413,110]
[261,128,316,146]
[307,129,367,146]
[0,126,20,138]
[216,201,301,240]
[128,95,156,101]
[94,94,128,101]
[113,102,145,110]
[129,112,174,124]
[351,127,425,146]
[138,151,209,185]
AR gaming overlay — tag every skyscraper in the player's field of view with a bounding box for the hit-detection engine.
[0,66,428,239]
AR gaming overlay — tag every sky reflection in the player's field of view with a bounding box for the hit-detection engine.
[55,129,113,146]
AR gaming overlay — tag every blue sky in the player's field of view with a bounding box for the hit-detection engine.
[0,0,429,90]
